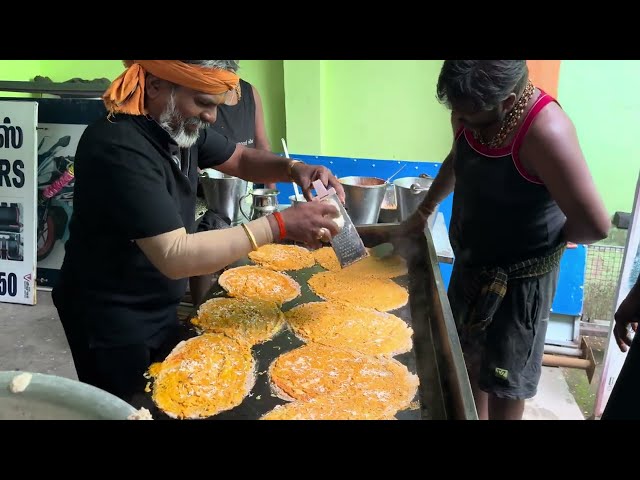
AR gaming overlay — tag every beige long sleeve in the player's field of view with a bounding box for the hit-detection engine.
[135,216,274,280]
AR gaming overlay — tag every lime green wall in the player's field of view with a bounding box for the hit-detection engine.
[558,60,640,215]
[322,60,451,162]
[0,60,41,97]
[283,60,324,155]
[282,60,451,162]
[39,60,124,82]
[0,60,41,80]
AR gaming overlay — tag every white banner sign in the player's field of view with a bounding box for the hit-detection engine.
[0,101,38,305]
[595,171,640,417]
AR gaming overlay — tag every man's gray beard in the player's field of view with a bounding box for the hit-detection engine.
[159,91,207,148]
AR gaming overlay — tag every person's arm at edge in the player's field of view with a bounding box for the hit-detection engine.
[252,84,276,190]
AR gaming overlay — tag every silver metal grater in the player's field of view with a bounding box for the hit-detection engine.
[311,180,369,268]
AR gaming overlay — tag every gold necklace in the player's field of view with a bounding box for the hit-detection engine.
[473,80,535,149]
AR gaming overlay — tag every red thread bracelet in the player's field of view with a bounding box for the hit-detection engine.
[273,212,287,240]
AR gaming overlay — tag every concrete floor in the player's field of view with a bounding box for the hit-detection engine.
[1,291,77,381]
[0,290,585,420]
[523,367,584,420]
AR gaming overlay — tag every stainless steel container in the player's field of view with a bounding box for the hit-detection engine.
[240,188,280,220]
[339,176,387,225]
[199,169,248,225]
[393,176,439,228]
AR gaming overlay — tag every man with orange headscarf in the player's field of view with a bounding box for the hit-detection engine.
[51,60,344,403]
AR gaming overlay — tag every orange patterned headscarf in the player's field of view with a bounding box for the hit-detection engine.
[102,60,240,116]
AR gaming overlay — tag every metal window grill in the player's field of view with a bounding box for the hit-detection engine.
[583,245,625,321]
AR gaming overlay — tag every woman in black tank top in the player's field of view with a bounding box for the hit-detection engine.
[191,61,273,307]
[405,60,610,421]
